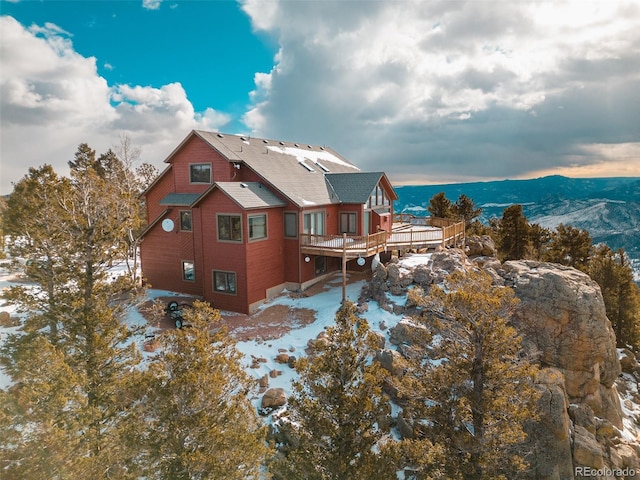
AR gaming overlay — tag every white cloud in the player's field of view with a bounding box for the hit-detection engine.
[240,0,640,183]
[142,0,162,11]
[0,16,231,194]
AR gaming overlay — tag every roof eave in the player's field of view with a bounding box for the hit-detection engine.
[139,164,172,198]
[138,208,171,239]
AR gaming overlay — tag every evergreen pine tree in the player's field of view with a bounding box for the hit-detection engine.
[452,194,482,228]
[0,335,84,478]
[0,146,146,476]
[132,301,269,479]
[271,301,397,480]
[589,245,640,349]
[544,223,592,271]
[498,204,531,260]
[427,192,453,219]
[2,165,75,344]
[404,270,539,479]
[527,223,552,260]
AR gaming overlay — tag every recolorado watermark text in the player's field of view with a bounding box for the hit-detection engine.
[575,466,636,477]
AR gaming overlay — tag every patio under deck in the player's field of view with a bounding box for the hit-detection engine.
[300,216,465,260]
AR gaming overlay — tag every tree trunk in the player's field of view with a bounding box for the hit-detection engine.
[470,331,485,479]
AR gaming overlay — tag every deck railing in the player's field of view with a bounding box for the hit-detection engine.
[387,228,443,249]
[300,217,465,258]
[393,213,462,228]
[300,230,388,257]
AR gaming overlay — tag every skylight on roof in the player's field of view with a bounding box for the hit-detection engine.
[315,162,330,172]
[266,145,359,170]
[300,162,315,172]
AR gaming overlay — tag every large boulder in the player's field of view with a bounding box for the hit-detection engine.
[497,261,622,428]
[388,318,430,346]
[465,235,496,257]
[429,249,474,284]
[573,425,606,470]
[261,388,287,410]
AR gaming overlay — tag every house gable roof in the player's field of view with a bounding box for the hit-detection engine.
[158,130,398,209]
[324,172,384,204]
[138,208,171,239]
[140,164,172,198]
[192,131,361,208]
[213,182,287,210]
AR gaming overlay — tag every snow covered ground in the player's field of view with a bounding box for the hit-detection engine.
[2,251,639,453]
[0,253,407,404]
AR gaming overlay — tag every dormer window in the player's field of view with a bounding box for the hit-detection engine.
[190,163,212,184]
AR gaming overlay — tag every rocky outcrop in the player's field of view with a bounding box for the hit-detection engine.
[365,252,638,479]
[526,368,574,480]
[498,261,622,428]
[497,261,636,478]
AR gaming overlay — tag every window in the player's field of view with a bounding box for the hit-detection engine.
[190,164,212,183]
[367,184,388,208]
[217,215,242,241]
[284,212,298,238]
[248,214,267,240]
[180,210,192,232]
[213,270,236,294]
[314,256,327,275]
[182,261,195,281]
[303,211,325,235]
[340,212,357,234]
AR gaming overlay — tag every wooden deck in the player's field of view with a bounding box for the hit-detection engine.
[300,216,465,259]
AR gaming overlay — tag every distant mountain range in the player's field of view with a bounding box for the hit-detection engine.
[394,175,640,280]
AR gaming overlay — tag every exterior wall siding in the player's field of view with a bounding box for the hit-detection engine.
[140,222,203,297]
[171,135,234,190]
[145,169,174,222]
[199,192,249,313]
[245,207,286,308]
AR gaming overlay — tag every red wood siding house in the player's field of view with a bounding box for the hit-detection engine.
[139,130,398,313]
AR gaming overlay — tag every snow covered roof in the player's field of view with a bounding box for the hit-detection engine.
[185,131,375,208]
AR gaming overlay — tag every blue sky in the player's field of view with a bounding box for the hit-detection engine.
[1,0,640,194]
[2,1,275,126]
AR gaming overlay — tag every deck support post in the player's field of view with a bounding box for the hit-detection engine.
[341,233,347,304]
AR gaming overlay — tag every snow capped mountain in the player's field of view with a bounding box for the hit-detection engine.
[395,175,640,280]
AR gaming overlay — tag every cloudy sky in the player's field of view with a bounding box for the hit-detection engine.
[1,0,639,194]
